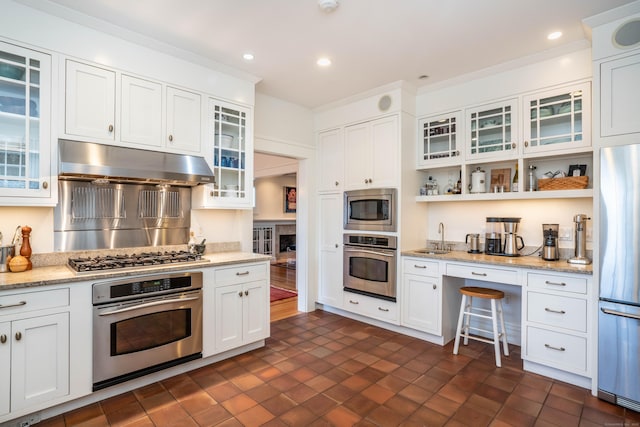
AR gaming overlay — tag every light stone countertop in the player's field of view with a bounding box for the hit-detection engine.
[401,249,593,275]
[0,252,271,291]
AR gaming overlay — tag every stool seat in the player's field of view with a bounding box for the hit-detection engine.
[453,286,509,367]
[459,287,504,299]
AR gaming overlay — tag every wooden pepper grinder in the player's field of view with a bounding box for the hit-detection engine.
[19,225,32,271]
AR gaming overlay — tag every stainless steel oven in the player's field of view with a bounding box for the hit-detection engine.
[343,234,397,301]
[344,188,397,232]
[92,271,203,391]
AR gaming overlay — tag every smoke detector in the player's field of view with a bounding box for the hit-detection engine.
[318,0,339,13]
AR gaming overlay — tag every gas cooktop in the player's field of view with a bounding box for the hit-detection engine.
[68,251,207,273]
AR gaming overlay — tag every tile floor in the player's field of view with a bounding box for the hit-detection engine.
[39,310,638,426]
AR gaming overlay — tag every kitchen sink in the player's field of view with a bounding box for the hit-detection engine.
[412,249,450,255]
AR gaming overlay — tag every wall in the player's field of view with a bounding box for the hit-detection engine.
[253,175,297,221]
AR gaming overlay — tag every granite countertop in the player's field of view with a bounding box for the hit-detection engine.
[401,249,593,275]
[0,252,272,291]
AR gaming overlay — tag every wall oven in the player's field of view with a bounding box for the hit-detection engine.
[343,234,397,301]
[344,188,397,232]
[93,271,203,391]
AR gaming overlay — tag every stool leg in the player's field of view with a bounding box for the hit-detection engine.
[490,299,501,367]
[453,294,467,355]
[463,296,472,345]
[498,299,509,356]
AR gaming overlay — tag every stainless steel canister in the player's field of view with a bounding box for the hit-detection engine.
[0,246,15,272]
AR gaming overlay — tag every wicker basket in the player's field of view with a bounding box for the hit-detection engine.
[538,176,589,191]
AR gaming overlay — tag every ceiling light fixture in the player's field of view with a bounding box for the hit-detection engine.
[317,57,332,67]
[242,53,254,61]
[547,31,562,40]
[318,0,339,13]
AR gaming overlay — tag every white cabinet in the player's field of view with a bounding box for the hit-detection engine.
[213,263,269,353]
[0,288,70,417]
[193,99,253,209]
[343,292,398,324]
[417,111,462,168]
[466,99,518,161]
[401,258,441,335]
[120,74,162,147]
[344,115,399,190]
[165,86,201,153]
[0,41,53,204]
[317,128,344,192]
[317,193,343,307]
[600,53,640,137]
[253,224,275,259]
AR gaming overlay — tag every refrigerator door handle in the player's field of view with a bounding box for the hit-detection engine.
[601,307,640,320]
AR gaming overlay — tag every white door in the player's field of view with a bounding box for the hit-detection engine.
[601,53,640,137]
[120,75,162,148]
[344,122,370,189]
[243,281,269,344]
[402,275,441,335]
[317,128,344,192]
[65,61,116,141]
[318,193,343,307]
[10,313,69,412]
[166,87,201,153]
[214,284,244,351]
[370,115,399,188]
[0,322,10,416]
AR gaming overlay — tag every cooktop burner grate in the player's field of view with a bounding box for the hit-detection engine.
[68,251,204,273]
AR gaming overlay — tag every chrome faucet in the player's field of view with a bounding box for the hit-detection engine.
[438,222,445,251]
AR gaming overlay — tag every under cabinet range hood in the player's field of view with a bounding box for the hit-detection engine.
[58,139,215,186]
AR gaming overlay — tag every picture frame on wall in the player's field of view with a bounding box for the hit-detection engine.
[284,186,296,213]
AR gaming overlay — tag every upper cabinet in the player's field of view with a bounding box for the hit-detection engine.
[0,41,53,205]
[523,82,591,155]
[317,128,344,193]
[417,111,462,169]
[600,53,640,137]
[466,99,518,161]
[192,99,253,209]
[64,60,202,154]
[344,115,399,190]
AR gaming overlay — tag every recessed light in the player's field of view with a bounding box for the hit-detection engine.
[243,53,254,61]
[317,57,332,67]
[547,31,562,40]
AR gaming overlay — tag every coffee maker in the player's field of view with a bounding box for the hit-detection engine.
[542,224,559,261]
[485,217,503,255]
[503,217,525,256]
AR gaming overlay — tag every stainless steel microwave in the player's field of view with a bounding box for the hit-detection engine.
[344,188,397,232]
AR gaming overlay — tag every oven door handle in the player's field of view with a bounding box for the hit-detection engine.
[344,248,395,257]
[97,296,200,316]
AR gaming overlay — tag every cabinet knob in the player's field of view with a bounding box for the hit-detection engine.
[42,181,48,190]
[524,141,529,147]
[238,291,243,297]
[511,142,516,149]
[168,134,174,142]
[209,191,214,197]
[433,285,437,290]
[108,124,114,133]
[335,181,339,186]
[0,335,6,344]
[244,290,249,296]
[335,243,339,248]
[15,332,22,341]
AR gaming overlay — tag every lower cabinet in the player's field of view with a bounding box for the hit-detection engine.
[401,258,441,335]
[212,263,270,353]
[343,291,398,324]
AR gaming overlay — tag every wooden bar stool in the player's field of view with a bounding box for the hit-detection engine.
[453,286,509,367]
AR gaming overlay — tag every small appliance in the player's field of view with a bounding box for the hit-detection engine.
[470,167,486,193]
[465,233,482,253]
[485,217,502,255]
[568,214,591,265]
[542,223,559,261]
[344,188,397,232]
[503,217,525,256]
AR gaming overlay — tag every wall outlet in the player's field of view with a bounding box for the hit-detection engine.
[16,414,40,427]
[559,226,573,241]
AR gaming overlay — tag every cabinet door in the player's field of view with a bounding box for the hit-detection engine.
[166,87,201,153]
[601,53,640,136]
[10,313,69,412]
[65,60,116,141]
[402,274,441,335]
[0,322,9,416]
[417,112,462,168]
[120,74,162,148]
[370,115,399,187]
[0,42,52,201]
[214,284,244,351]
[317,193,343,307]
[317,128,343,192]
[466,99,518,160]
[243,281,269,344]
[523,82,590,154]
[344,122,370,189]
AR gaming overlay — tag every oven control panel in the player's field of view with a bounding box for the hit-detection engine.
[93,271,203,304]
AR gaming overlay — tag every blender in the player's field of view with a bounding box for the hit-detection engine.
[503,217,525,256]
[542,224,559,261]
[485,217,503,255]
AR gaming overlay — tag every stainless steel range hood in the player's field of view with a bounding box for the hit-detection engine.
[58,139,215,186]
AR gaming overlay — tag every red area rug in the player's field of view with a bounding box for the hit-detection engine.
[270,286,297,302]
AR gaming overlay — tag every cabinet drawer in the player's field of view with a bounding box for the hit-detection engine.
[0,288,69,317]
[527,273,587,294]
[343,292,398,323]
[446,263,517,285]
[403,258,439,277]
[526,326,587,373]
[214,263,267,286]
[527,292,587,332]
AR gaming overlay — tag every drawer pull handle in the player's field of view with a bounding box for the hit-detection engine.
[0,301,26,310]
[348,300,359,305]
[0,335,6,344]
[236,271,250,276]
[414,265,427,269]
[545,280,566,287]
[544,344,565,352]
[471,272,487,277]
[377,307,389,312]
[544,308,566,314]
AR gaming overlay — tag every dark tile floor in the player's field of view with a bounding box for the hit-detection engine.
[39,310,638,426]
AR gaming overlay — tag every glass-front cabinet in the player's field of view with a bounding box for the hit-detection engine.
[0,41,52,204]
[417,111,462,168]
[193,99,253,209]
[523,82,591,155]
[466,99,518,160]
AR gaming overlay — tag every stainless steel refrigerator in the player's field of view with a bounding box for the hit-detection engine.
[599,143,640,412]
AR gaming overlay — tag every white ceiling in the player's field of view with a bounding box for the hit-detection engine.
[18,0,634,109]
